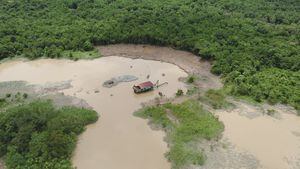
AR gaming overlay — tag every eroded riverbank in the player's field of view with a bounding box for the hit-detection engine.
[98,44,222,90]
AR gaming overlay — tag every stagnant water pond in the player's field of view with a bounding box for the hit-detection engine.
[0,56,187,169]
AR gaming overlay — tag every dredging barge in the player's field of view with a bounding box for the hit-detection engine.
[133,81,168,94]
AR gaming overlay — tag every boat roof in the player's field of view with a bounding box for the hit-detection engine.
[137,81,154,88]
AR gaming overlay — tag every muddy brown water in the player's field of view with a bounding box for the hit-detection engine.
[216,106,300,169]
[0,56,188,169]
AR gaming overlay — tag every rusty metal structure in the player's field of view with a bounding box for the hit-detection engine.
[133,81,154,93]
[133,80,168,94]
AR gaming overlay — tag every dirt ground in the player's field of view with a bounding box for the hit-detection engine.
[0,160,4,169]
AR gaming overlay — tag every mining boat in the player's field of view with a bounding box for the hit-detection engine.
[133,81,154,93]
[133,80,168,94]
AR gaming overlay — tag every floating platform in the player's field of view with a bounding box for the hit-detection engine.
[133,81,154,93]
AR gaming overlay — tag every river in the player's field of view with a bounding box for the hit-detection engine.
[0,56,188,169]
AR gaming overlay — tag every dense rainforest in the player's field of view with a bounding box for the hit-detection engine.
[0,100,98,169]
[0,0,299,109]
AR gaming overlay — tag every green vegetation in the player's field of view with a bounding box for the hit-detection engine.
[0,99,7,108]
[200,89,230,109]
[266,109,276,116]
[0,92,29,110]
[186,86,199,96]
[61,49,100,60]
[227,68,300,110]
[187,76,196,84]
[135,100,224,168]
[185,75,200,96]
[0,0,299,108]
[0,100,98,169]
[176,89,184,97]
[22,93,28,99]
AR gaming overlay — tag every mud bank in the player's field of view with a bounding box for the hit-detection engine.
[0,56,187,169]
[98,44,222,90]
[0,80,90,109]
[0,160,4,169]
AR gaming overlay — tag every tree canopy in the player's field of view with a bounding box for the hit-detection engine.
[0,0,299,109]
[0,100,98,169]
